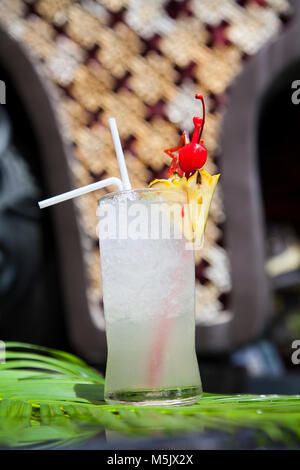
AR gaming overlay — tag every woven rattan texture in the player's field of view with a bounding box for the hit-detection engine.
[0,0,291,329]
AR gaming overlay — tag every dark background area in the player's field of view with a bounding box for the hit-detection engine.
[0,65,70,350]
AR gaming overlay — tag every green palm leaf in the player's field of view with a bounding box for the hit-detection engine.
[0,342,300,449]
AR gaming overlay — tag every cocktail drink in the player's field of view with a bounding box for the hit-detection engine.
[98,95,219,405]
[38,95,219,407]
[98,189,202,405]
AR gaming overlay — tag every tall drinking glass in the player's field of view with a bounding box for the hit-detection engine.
[98,188,202,406]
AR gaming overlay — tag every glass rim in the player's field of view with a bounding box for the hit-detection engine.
[98,187,184,204]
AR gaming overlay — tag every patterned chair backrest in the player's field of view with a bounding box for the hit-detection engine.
[0,0,295,362]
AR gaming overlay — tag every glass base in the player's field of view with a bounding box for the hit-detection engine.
[104,385,202,406]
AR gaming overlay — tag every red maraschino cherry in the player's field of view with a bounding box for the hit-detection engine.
[164,94,207,178]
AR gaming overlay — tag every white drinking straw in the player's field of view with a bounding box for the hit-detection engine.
[108,117,132,190]
[38,177,123,209]
[38,118,130,209]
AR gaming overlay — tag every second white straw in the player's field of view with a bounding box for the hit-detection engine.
[38,177,123,209]
[109,117,132,191]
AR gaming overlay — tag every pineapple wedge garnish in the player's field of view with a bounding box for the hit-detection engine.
[149,169,220,248]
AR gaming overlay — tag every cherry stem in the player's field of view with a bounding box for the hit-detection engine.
[195,94,205,142]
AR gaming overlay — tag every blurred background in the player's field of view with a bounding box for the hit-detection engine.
[0,0,300,395]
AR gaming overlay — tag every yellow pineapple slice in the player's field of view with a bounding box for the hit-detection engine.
[146,175,194,243]
[149,169,220,248]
